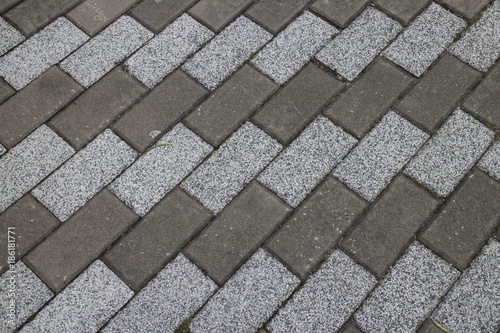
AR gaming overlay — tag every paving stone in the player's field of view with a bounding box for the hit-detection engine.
[0,262,53,332]
[182,16,272,90]
[0,0,21,13]
[24,190,138,292]
[130,0,196,33]
[418,319,445,333]
[190,248,300,332]
[103,188,212,291]
[32,130,138,222]
[0,67,83,148]
[109,124,213,216]
[405,109,494,197]
[419,168,500,270]
[265,176,368,278]
[340,322,364,333]
[269,250,376,333]
[438,0,491,19]
[245,0,309,34]
[478,140,500,181]
[20,260,133,332]
[395,53,482,132]
[184,64,278,147]
[0,144,5,156]
[374,0,430,25]
[0,125,74,214]
[181,122,281,214]
[316,7,402,81]
[102,254,217,333]
[251,12,338,85]
[60,16,153,88]
[432,239,500,333]
[310,0,370,28]
[323,58,414,138]
[383,3,466,77]
[0,17,25,55]
[49,68,147,150]
[0,17,88,90]
[188,0,253,32]
[0,78,14,104]
[355,241,460,332]
[449,0,500,71]
[339,175,441,278]
[258,116,357,207]
[183,181,291,284]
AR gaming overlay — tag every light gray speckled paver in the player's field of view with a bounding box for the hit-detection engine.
[258,116,357,207]
[181,122,282,214]
[405,109,494,197]
[316,7,401,81]
[182,16,272,90]
[0,262,53,333]
[433,239,500,333]
[32,130,137,221]
[449,0,500,71]
[0,17,88,90]
[60,15,153,88]
[355,241,460,332]
[478,140,500,181]
[0,144,6,156]
[383,2,466,77]
[268,250,377,333]
[0,17,25,56]
[109,124,213,216]
[20,260,133,333]
[0,125,74,214]
[333,111,429,202]
[251,11,338,85]
[126,13,213,88]
[190,248,300,333]
[103,254,217,333]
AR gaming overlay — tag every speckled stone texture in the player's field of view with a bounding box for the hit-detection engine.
[126,14,213,88]
[0,17,24,56]
[258,116,357,207]
[268,250,377,333]
[102,254,217,333]
[355,241,460,332]
[0,17,88,90]
[20,260,133,333]
[316,7,401,81]
[190,248,300,333]
[449,0,500,71]
[0,125,74,213]
[405,109,494,197]
[0,144,5,156]
[109,124,213,216]
[60,15,153,88]
[478,140,500,181]
[182,16,272,90]
[383,2,466,77]
[251,11,338,84]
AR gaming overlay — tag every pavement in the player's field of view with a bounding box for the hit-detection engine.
[0,0,499,332]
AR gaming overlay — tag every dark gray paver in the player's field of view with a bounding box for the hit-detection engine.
[245,0,309,34]
[0,17,25,55]
[375,0,430,25]
[340,322,364,333]
[0,78,14,104]
[419,168,500,271]
[184,64,278,147]
[183,181,291,285]
[310,0,370,28]
[103,188,212,291]
[188,0,254,32]
[478,140,500,181]
[49,68,147,150]
[395,53,481,132]
[0,0,21,13]
[340,175,441,278]
[323,58,414,138]
[265,176,368,279]
[438,0,491,19]
[130,0,196,33]
[418,319,445,333]
[24,189,138,292]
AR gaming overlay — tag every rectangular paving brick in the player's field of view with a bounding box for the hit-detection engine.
[0,17,88,90]
[375,0,430,25]
[310,0,369,28]
[316,7,402,81]
[245,0,309,34]
[109,124,213,216]
[190,248,299,332]
[130,0,196,33]
[60,16,153,88]
[340,322,363,333]
[182,16,272,90]
[0,0,21,13]
[405,109,494,197]
[339,175,441,278]
[419,168,500,270]
[0,78,14,104]
[258,116,357,207]
[478,140,500,181]
[437,0,491,19]
[0,125,74,214]
[355,241,460,332]
[24,190,138,292]
[183,181,291,284]
[188,0,253,32]
[0,17,25,55]
[252,12,338,85]
[181,122,282,214]
[269,250,377,332]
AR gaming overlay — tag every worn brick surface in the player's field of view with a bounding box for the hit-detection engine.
[130,0,196,33]
[340,322,364,333]
[437,0,491,19]
[0,0,21,13]
[418,319,445,333]
[0,78,14,105]
[310,0,369,28]
[188,0,253,32]
[375,0,430,25]
[245,0,309,34]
